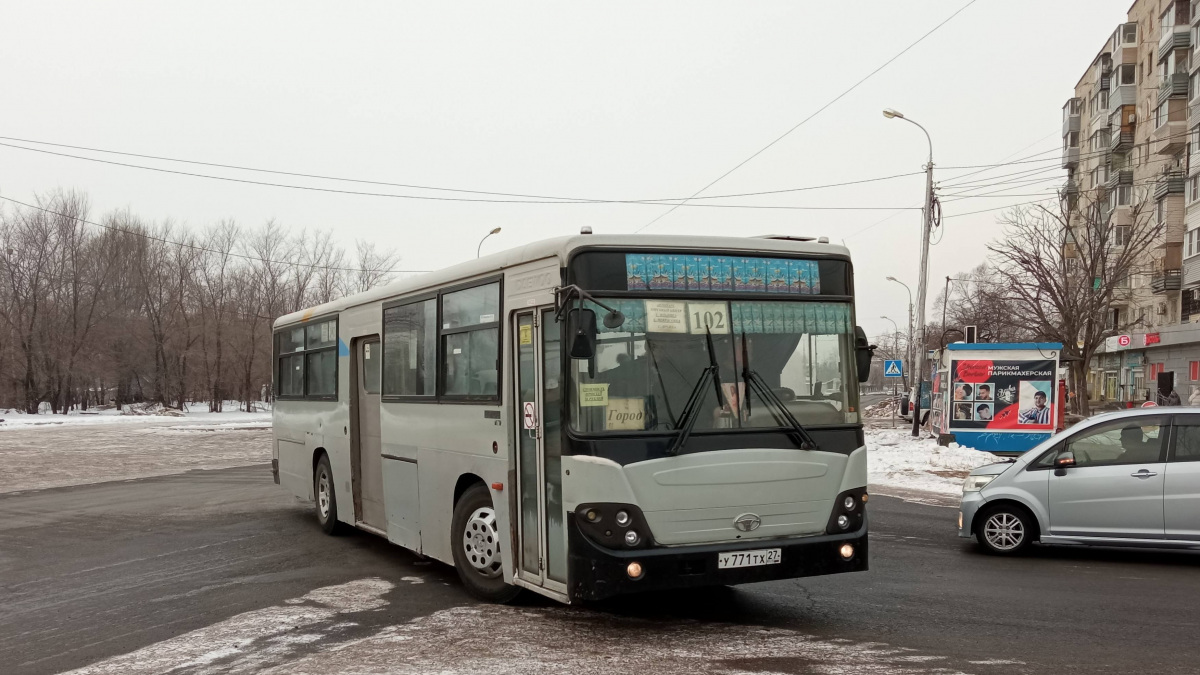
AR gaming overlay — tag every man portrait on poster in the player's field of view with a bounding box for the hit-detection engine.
[1018,385,1051,425]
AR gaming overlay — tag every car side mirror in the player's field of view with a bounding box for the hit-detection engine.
[567,308,598,359]
[1054,452,1076,476]
[854,326,876,383]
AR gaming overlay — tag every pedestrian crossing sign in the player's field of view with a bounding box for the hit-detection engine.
[884,360,903,378]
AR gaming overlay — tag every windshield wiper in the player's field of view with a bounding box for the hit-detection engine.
[665,328,725,456]
[740,332,818,451]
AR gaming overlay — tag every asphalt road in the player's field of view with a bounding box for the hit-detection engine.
[3,465,1199,674]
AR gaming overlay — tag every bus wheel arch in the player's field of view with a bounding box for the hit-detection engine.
[312,450,341,535]
[453,473,485,507]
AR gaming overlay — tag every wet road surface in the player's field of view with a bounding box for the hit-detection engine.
[2,464,1199,674]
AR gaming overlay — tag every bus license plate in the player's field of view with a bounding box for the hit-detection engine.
[717,548,781,569]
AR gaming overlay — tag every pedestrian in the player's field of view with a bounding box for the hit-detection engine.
[1167,388,1182,406]
[1190,386,1200,407]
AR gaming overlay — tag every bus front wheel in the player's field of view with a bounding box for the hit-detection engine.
[314,453,341,535]
[451,483,521,603]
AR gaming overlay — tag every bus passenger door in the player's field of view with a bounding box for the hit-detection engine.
[513,309,567,594]
[354,337,386,531]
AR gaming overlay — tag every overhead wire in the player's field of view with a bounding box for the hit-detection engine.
[0,134,927,204]
[631,0,981,233]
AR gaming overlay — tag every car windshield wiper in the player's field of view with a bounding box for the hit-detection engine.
[666,328,725,456]
[740,331,818,451]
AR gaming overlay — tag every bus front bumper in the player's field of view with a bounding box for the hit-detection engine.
[567,519,868,602]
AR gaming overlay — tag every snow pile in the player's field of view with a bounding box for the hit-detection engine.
[863,397,901,418]
[866,428,1004,496]
[0,401,270,429]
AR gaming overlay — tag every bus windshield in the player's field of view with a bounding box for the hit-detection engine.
[569,298,859,434]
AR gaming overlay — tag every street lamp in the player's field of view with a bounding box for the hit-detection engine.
[884,108,934,437]
[886,277,914,391]
[476,227,502,258]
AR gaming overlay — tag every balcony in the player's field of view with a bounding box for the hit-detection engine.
[1159,72,1190,104]
[1109,129,1134,152]
[1112,23,1138,64]
[1156,171,1187,198]
[1063,111,1081,136]
[1153,118,1187,155]
[1062,145,1080,169]
[1160,26,1192,59]
[1109,85,1137,112]
[1105,168,1134,188]
[1153,269,1183,293]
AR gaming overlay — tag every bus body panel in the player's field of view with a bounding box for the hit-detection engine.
[382,458,421,551]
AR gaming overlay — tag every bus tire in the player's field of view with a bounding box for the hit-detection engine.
[451,483,521,603]
[314,453,341,535]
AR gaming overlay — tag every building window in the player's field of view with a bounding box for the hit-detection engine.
[1118,184,1132,206]
[1190,361,1199,381]
[1064,131,1079,150]
[1114,225,1131,246]
[1117,63,1136,86]
[1191,175,1200,204]
[383,298,437,396]
[275,317,339,400]
[1158,198,1167,225]
[1188,228,1199,256]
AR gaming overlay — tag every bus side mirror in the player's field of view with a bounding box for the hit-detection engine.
[854,326,876,383]
[567,308,598,359]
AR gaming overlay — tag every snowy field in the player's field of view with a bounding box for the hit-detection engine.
[0,405,272,494]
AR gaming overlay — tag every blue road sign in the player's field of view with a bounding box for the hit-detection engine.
[884,360,904,378]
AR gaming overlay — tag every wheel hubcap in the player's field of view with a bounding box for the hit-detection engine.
[317,470,330,520]
[984,512,1024,550]
[463,507,502,578]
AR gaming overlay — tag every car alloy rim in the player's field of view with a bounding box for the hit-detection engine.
[463,506,502,578]
[317,471,330,520]
[984,512,1024,550]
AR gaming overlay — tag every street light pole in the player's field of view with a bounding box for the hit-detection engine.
[886,276,914,392]
[476,227,502,258]
[884,108,934,438]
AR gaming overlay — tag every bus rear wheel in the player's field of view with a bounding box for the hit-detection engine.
[314,453,341,535]
[451,483,521,603]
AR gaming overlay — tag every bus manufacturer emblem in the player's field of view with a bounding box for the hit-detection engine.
[733,513,761,532]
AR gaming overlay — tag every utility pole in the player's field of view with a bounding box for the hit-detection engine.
[884,109,934,438]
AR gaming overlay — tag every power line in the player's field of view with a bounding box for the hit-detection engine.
[0,194,433,275]
[632,0,982,233]
[0,141,921,212]
[0,134,926,204]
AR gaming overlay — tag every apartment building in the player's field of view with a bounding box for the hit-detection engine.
[1066,0,1200,402]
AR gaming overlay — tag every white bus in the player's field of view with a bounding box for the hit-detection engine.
[273,233,874,603]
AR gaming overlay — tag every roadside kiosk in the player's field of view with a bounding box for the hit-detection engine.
[932,342,1062,455]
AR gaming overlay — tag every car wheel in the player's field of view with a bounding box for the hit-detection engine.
[976,505,1033,555]
[314,453,341,535]
[451,483,521,603]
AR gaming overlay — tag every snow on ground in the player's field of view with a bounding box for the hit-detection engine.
[866,427,1003,497]
[0,402,271,431]
[0,407,273,494]
[64,577,977,675]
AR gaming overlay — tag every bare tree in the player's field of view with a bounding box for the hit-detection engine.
[988,190,1161,416]
[344,240,400,296]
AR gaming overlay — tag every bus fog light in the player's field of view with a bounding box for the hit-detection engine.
[839,544,855,560]
[837,514,851,530]
[624,530,640,546]
[843,496,856,511]
[615,510,631,527]
[627,562,643,579]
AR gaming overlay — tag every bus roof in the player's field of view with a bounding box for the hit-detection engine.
[274,233,851,328]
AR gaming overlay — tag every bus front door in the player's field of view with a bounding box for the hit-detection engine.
[513,309,567,595]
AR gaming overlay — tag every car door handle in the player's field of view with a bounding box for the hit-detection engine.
[1130,470,1158,478]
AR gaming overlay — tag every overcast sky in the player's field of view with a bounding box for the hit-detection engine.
[2,1,1129,340]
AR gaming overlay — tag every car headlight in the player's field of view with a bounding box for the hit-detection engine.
[962,475,996,493]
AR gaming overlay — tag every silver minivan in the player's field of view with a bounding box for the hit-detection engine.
[959,408,1200,554]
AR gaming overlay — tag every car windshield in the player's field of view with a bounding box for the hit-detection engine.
[569,298,859,434]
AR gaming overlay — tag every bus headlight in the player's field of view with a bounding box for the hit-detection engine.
[837,514,851,530]
[624,530,640,546]
[825,487,867,535]
[615,510,631,527]
[843,496,856,511]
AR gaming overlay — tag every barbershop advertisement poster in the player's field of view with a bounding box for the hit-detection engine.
[949,359,1055,431]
